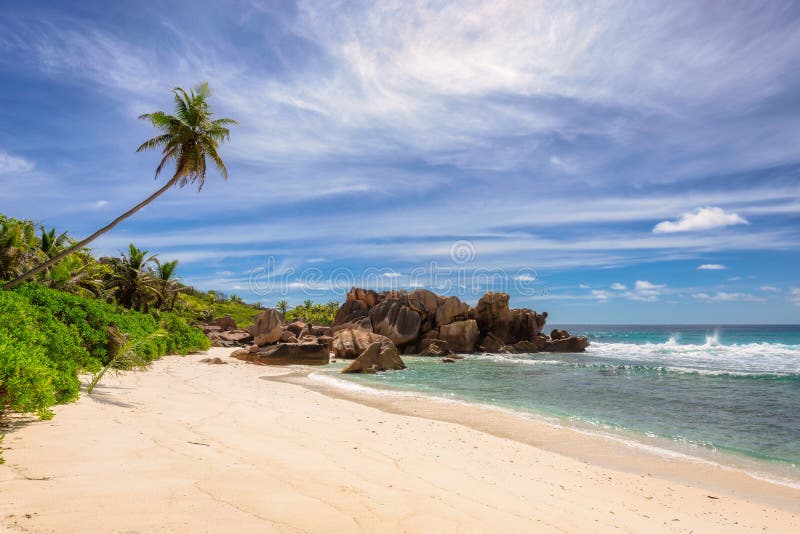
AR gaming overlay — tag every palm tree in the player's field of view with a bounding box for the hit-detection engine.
[3,82,236,290]
[0,219,37,280]
[153,258,181,310]
[39,226,69,259]
[276,299,289,314]
[107,244,159,310]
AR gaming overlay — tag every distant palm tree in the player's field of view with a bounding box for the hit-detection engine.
[108,244,159,311]
[3,82,236,290]
[276,299,289,314]
[153,258,181,310]
[0,219,36,280]
[39,226,69,259]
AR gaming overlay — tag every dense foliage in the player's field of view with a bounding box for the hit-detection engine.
[0,211,338,423]
[0,283,209,420]
[283,299,340,325]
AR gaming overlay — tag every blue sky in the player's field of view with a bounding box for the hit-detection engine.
[1,0,799,323]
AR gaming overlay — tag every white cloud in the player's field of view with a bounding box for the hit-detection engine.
[697,263,727,270]
[623,280,666,302]
[692,292,765,303]
[760,285,781,292]
[0,150,34,175]
[728,276,742,281]
[94,200,109,208]
[591,289,609,300]
[789,288,800,306]
[635,280,664,291]
[578,283,590,289]
[653,207,749,234]
[610,282,626,290]
[516,274,536,282]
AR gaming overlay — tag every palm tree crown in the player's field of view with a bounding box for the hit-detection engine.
[137,82,237,190]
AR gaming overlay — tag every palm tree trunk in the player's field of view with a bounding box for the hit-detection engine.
[3,176,180,291]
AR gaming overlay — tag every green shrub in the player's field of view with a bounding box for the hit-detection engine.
[159,312,210,355]
[1,283,210,420]
[0,290,86,419]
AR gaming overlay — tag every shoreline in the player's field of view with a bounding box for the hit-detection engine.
[2,348,799,532]
[308,365,800,490]
[276,369,800,512]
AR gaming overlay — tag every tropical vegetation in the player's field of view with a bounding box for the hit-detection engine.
[3,82,236,290]
[1,81,239,423]
[0,211,346,424]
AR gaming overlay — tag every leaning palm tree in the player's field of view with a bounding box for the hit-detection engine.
[3,82,236,290]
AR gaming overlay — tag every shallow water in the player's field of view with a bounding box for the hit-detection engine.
[332,325,800,471]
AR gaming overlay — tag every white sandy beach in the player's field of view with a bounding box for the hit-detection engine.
[1,348,799,533]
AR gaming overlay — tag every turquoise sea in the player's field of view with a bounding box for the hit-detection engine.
[324,325,800,478]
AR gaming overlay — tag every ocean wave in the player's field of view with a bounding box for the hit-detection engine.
[469,354,563,366]
[471,354,800,379]
[585,339,800,375]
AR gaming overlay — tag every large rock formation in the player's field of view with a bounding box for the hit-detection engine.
[342,342,406,374]
[331,328,396,359]
[206,289,586,361]
[368,299,421,346]
[249,309,284,346]
[210,315,237,331]
[435,296,470,326]
[329,287,587,355]
[408,288,439,317]
[231,343,329,365]
[475,292,513,341]
[438,319,480,353]
[202,323,254,347]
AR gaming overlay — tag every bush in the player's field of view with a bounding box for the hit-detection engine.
[1,283,210,420]
[159,312,210,355]
[0,290,85,418]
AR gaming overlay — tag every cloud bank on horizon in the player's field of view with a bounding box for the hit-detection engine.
[0,0,798,322]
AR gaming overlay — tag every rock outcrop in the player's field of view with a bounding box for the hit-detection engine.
[342,342,406,373]
[204,289,587,360]
[329,288,587,355]
[368,299,421,346]
[210,315,237,331]
[435,296,470,326]
[249,309,285,346]
[231,343,329,365]
[419,339,452,356]
[331,328,395,359]
[543,336,590,352]
[475,292,513,341]
[202,324,254,347]
[438,319,480,353]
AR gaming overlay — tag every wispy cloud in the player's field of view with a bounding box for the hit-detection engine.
[0,150,34,175]
[692,292,765,303]
[653,207,748,234]
[697,263,727,270]
[791,288,800,306]
[1,1,799,321]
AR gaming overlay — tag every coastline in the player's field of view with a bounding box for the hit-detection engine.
[296,369,800,506]
[1,348,799,532]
